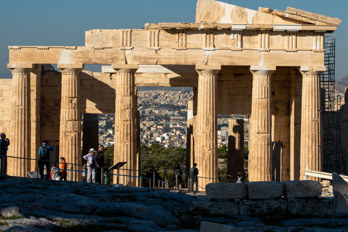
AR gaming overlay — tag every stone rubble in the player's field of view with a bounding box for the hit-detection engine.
[1,176,348,232]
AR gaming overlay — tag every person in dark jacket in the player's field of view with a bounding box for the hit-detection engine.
[0,133,10,175]
[94,145,105,184]
[190,163,199,192]
[38,140,53,179]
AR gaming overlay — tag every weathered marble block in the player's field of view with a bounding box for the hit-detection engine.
[206,183,247,199]
[200,221,241,232]
[191,200,239,216]
[239,199,287,216]
[248,182,284,199]
[287,198,334,217]
[283,181,322,198]
[332,172,348,215]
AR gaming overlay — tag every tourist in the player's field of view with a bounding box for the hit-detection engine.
[38,140,53,179]
[83,148,96,183]
[190,163,199,192]
[103,168,110,185]
[59,157,67,181]
[174,163,182,190]
[236,172,244,183]
[94,145,105,184]
[50,162,60,181]
[0,133,10,175]
[227,174,234,183]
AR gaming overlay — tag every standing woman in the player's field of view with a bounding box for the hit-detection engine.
[59,157,67,181]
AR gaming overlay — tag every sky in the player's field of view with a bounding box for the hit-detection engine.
[0,0,347,79]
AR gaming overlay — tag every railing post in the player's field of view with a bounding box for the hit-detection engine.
[70,165,73,181]
[1,155,4,175]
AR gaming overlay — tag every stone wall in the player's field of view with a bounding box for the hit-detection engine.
[191,181,335,217]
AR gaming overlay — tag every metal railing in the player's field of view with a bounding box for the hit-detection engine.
[304,168,348,182]
[0,154,216,191]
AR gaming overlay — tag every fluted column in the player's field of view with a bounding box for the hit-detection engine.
[300,66,325,180]
[113,64,138,186]
[7,63,33,177]
[58,64,83,181]
[194,65,220,191]
[249,66,275,182]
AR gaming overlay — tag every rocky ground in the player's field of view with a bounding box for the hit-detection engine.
[0,176,347,232]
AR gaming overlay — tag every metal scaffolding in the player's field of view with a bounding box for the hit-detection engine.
[321,33,345,173]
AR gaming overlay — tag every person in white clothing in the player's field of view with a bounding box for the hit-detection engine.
[83,148,96,183]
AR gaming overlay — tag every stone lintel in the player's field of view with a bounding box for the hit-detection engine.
[145,23,337,32]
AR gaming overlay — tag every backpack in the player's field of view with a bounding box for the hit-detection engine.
[40,146,48,158]
[87,154,95,168]
[190,167,198,177]
[194,167,198,176]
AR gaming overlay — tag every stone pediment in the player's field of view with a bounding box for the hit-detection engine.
[196,0,341,27]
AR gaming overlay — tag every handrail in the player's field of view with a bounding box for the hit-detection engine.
[1,154,214,191]
[304,168,348,182]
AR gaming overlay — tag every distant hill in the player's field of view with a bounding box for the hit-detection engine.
[336,76,348,93]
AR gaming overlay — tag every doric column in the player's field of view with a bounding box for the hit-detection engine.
[249,66,275,182]
[300,66,325,180]
[7,63,33,177]
[228,119,245,179]
[186,101,194,176]
[112,64,138,186]
[194,65,220,191]
[58,64,84,181]
[289,69,302,180]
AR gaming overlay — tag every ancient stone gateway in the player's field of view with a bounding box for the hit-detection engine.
[1,0,341,189]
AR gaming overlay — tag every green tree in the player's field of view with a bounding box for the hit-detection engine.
[103,147,114,168]
[218,144,227,158]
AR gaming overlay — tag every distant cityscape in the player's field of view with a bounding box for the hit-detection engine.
[98,88,249,149]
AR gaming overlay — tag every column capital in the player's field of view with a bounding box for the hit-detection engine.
[195,64,221,75]
[250,65,276,75]
[300,66,326,75]
[58,64,84,74]
[112,64,138,73]
[7,63,33,73]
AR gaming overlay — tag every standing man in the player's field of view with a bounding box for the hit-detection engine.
[38,140,53,179]
[95,145,105,184]
[0,133,10,175]
[83,148,96,183]
[190,163,199,192]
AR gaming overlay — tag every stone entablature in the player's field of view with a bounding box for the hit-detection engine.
[1,0,342,188]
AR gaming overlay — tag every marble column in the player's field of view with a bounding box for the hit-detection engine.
[228,119,245,179]
[289,70,302,180]
[194,65,220,191]
[7,63,33,177]
[58,64,84,181]
[112,64,138,186]
[249,66,275,182]
[300,66,325,180]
